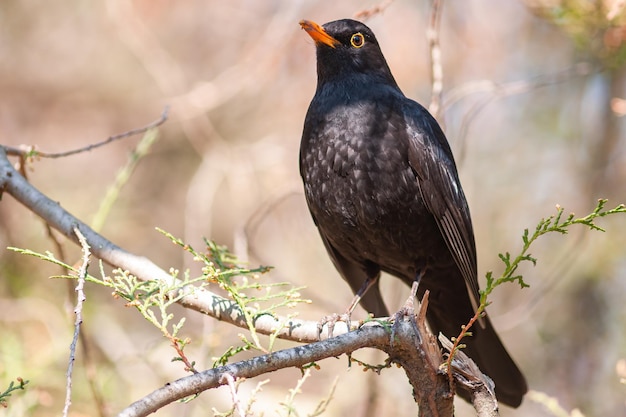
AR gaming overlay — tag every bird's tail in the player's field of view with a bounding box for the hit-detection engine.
[463,313,527,407]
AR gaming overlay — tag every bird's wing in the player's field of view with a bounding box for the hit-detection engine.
[403,104,481,314]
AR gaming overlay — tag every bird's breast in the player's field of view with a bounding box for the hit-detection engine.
[301,101,437,258]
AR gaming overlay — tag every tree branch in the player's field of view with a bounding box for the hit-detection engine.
[117,323,391,417]
[117,295,463,417]
[0,146,498,416]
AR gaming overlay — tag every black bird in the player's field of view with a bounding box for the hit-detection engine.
[299,19,527,407]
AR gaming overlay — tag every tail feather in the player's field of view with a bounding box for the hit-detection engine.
[426,301,527,407]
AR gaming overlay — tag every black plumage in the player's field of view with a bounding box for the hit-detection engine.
[299,19,527,407]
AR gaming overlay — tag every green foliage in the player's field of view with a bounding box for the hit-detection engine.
[156,229,311,364]
[481,199,625,308]
[448,199,626,369]
[108,266,201,372]
[9,229,311,372]
[0,378,28,408]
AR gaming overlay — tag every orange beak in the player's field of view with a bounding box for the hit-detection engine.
[299,20,340,48]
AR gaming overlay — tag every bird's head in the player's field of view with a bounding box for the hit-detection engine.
[300,19,398,87]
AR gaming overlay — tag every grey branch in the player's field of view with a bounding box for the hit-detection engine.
[118,307,459,417]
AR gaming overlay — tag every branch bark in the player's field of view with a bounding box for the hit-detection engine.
[118,303,458,417]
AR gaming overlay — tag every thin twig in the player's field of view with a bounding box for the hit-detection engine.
[427,0,444,119]
[19,155,107,416]
[3,106,169,159]
[170,338,198,374]
[446,307,482,388]
[62,227,91,417]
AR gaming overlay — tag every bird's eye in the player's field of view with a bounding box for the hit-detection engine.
[350,33,365,48]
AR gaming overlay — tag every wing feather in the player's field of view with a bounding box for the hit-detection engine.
[403,105,482,318]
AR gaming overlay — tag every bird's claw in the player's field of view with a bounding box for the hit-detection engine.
[317,312,352,338]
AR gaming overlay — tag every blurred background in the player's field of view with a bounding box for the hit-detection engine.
[0,0,625,416]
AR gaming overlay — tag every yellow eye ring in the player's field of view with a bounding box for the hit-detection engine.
[350,33,365,48]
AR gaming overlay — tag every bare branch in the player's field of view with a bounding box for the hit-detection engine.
[117,323,391,417]
[3,106,169,159]
[117,304,460,417]
[62,227,90,417]
[447,63,595,164]
[443,63,593,111]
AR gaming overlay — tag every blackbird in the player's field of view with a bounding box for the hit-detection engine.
[299,19,527,407]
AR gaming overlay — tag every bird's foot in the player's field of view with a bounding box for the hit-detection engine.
[390,283,429,349]
[317,312,352,339]
[394,281,422,321]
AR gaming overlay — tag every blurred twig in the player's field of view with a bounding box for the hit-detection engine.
[279,369,312,417]
[239,190,301,264]
[444,63,594,110]
[427,0,444,119]
[91,128,159,233]
[78,330,108,417]
[527,390,586,417]
[354,0,395,20]
[444,63,595,163]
